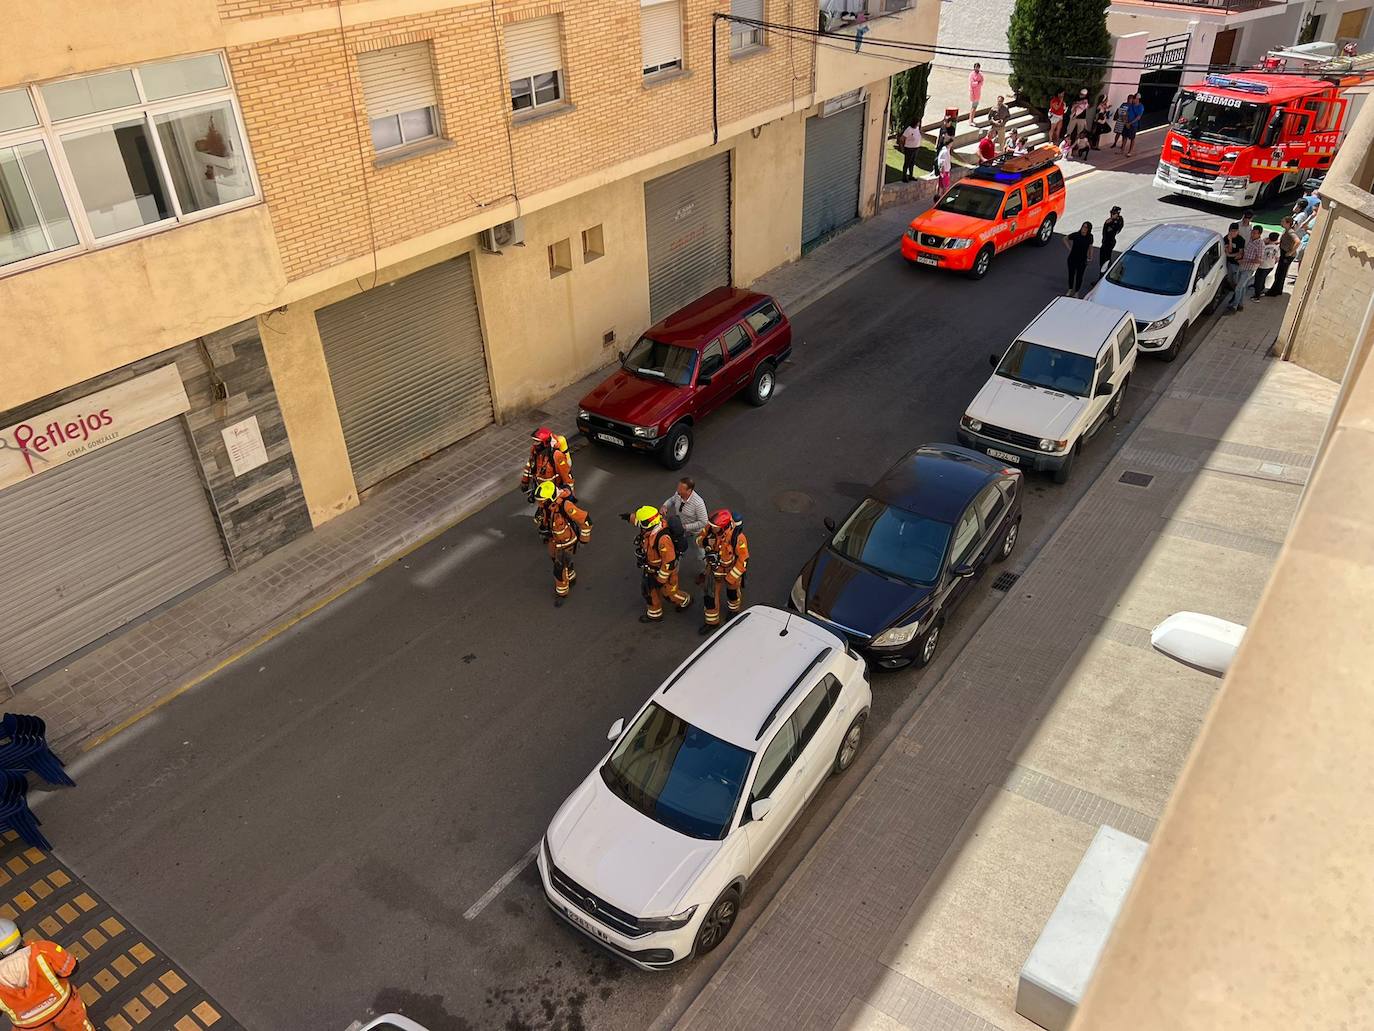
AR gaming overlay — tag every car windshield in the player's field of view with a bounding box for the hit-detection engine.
[1106,251,1193,296]
[997,339,1095,397]
[934,184,1004,220]
[1171,91,1266,145]
[622,336,696,386]
[831,498,951,585]
[600,702,751,840]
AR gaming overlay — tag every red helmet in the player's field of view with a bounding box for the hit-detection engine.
[710,509,733,529]
[531,426,553,444]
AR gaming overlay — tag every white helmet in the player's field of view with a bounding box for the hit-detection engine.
[0,918,21,956]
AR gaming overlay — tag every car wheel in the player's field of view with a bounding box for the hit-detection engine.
[914,620,942,669]
[969,245,994,280]
[747,363,776,407]
[1162,322,1188,363]
[833,713,867,774]
[1035,213,1057,246]
[1052,443,1078,485]
[1109,377,1127,420]
[657,423,693,469]
[996,518,1020,562]
[694,887,740,957]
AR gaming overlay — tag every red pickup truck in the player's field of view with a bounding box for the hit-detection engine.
[577,287,793,468]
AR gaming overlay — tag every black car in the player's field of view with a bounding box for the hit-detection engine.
[789,444,1022,670]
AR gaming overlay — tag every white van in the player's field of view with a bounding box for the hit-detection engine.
[957,298,1137,484]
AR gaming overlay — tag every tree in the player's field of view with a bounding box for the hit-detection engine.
[1008,0,1111,112]
[890,63,932,135]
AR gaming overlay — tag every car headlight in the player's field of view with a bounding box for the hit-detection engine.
[905,227,918,241]
[639,905,698,932]
[632,425,658,439]
[1224,151,1240,161]
[960,414,982,433]
[1039,438,1069,453]
[1225,176,1249,190]
[790,574,807,612]
[872,619,923,648]
[1143,313,1176,332]
[577,409,589,421]
[947,238,973,250]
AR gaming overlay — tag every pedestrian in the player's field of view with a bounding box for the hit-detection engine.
[977,127,997,164]
[1063,221,1094,297]
[1100,206,1124,273]
[1296,185,1320,222]
[1048,89,1066,144]
[1011,130,1029,156]
[629,506,691,623]
[520,426,573,502]
[535,480,591,607]
[900,119,922,183]
[1227,226,1264,313]
[661,476,708,581]
[968,62,985,124]
[1111,95,1129,148]
[1237,208,1254,239]
[1089,95,1112,149]
[936,139,952,196]
[937,113,957,152]
[699,509,749,635]
[0,918,93,1031]
[1068,88,1091,138]
[990,95,1010,151]
[1252,231,1281,299]
[1268,216,1300,296]
[1070,130,1091,161]
[1123,94,1145,155]
[1222,222,1244,286]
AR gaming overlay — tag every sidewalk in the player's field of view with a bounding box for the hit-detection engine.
[16,197,927,757]
[674,299,1338,1031]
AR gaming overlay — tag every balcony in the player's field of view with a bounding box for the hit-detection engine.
[1109,0,1287,14]
[814,0,940,102]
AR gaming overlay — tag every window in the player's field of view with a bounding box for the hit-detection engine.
[935,183,1004,219]
[745,301,783,336]
[622,336,697,385]
[1106,252,1192,296]
[357,44,440,154]
[997,340,1094,397]
[641,0,684,77]
[831,498,952,585]
[1025,178,1044,206]
[1002,189,1023,218]
[750,720,797,805]
[731,0,765,51]
[723,323,751,358]
[949,506,980,569]
[0,54,257,275]
[548,237,571,277]
[506,17,564,114]
[1047,168,1065,195]
[1097,342,1115,384]
[699,340,725,379]
[1116,324,1135,364]
[822,672,843,706]
[973,482,1006,527]
[581,223,604,261]
[791,680,834,753]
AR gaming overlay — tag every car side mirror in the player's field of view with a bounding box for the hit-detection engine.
[1096,381,1113,397]
[952,563,976,579]
[750,797,774,821]
[989,353,1000,368]
[607,717,624,742]
[698,374,713,386]
[823,516,837,533]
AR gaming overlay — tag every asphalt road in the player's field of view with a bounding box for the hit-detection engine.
[39,152,1241,1031]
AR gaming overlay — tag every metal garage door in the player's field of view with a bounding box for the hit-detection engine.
[801,104,865,250]
[644,153,732,321]
[0,420,227,684]
[317,255,493,492]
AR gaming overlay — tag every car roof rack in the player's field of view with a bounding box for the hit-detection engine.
[966,145,1060,184]
[755,646,832,742]
[660,610,752,694]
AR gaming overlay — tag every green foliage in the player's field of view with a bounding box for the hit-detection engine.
[890,63,932,134]
[1008,0,1111,111]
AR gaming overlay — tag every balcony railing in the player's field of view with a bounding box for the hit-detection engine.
[1112,0,1286,12]
[818,0,914,34]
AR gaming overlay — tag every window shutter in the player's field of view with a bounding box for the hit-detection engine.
[357,43,437,120]
[641,0,682,71]
[505,17,562,81]
[731,0,764,23]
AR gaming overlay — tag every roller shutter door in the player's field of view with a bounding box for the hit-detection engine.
[317,256,494,492]
[644,153,731,321]
[801,104,865,250]
[0,419,227,684]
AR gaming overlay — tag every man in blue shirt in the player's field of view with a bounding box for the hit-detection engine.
[1123,94,1145,156]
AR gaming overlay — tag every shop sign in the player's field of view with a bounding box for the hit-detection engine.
[0,365,191,491]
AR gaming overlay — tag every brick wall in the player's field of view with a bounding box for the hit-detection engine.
[227,1,815,280]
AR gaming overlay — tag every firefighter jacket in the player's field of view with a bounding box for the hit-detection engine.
[703,526,749,587]
[0,942,81,1029]
[538,494,591,549]
[643,527,679,583]
[521,445,574,493]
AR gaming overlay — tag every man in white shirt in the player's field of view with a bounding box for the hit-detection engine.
[899,120,922,183]
[662,476,708,579]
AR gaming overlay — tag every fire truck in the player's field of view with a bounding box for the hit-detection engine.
[1154,51,1373,207]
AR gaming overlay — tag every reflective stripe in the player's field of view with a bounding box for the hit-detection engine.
[0,930,20,950]
[14,956,70,1026]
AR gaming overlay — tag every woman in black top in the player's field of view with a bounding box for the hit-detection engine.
[1100,207,1124,272]
[1089,96,1112,149]
[1063,221,1094,297]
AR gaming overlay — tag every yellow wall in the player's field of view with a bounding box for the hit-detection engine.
[813,0,938,102]
[733,117,806,286]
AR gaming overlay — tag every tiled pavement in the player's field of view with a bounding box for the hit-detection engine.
[0,831,240,1031]
[675,298,1339,1031]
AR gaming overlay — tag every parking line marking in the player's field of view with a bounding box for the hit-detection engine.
[464,841,540,920]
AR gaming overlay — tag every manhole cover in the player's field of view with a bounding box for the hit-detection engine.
[992,572,1020,592]
[1119,470,1154,487]
[774,490,815,514]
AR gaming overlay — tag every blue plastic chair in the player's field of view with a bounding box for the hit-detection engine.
[0,771,49,851]
[0,713,74,788]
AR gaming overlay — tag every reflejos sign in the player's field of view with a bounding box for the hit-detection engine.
[0,365,191,491]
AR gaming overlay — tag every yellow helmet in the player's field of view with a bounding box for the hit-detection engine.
[536,480,558,501]
[632,505,661,528]
[553,434,569,453]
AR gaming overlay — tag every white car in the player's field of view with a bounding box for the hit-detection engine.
[345,1017,431,1031]
[1087,223,1224,362]
[539,606,872,969]
[957,297,1137,484]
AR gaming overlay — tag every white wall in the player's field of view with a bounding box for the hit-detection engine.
[935,0,1016,75]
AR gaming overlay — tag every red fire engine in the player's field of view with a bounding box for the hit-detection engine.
[1154,56,1371,207]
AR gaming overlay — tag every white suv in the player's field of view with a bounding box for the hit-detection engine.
[539,606,871,969]
[958,297,1137,484]
[1087,223,1224,362]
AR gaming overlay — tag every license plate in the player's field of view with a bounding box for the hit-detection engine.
[565,906,610,942]
[986,448,1020,463]
[595,432,624,446]
[916,255,938,266]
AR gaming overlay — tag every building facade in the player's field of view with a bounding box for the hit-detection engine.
[0,0,937,689]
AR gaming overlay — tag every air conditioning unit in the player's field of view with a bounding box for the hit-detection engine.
[479,218,525,253]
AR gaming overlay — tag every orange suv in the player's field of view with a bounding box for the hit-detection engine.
[901,146,1066,280]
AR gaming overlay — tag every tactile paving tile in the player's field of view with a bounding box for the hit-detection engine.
[0,831,241,1031]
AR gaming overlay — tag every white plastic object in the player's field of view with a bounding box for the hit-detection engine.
[1150,611,1246,677]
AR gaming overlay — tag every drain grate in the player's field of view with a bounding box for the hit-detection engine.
[992,572,1020,592]
[1119,470,1154,487]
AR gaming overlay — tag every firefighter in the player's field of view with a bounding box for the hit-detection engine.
[700,509,749,634]
[629,506,692,623]
[535,479,591,607]
[520,427,574,501]
[0,919,93,1031]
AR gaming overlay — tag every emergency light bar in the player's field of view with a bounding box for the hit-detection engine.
[1204,74,1269,94]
